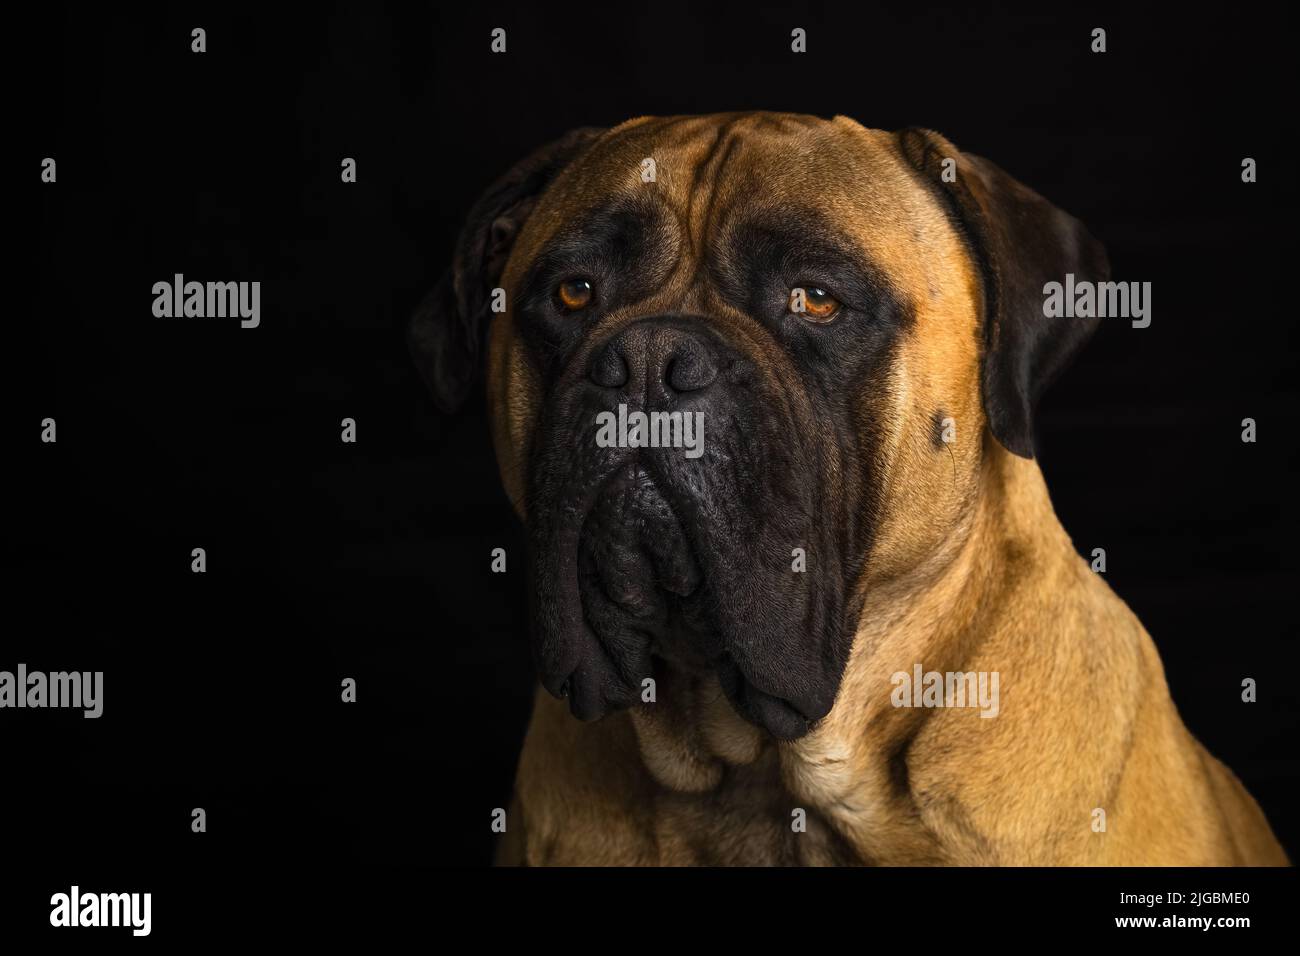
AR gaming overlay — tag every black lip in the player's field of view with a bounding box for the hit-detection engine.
[716,657,813,741]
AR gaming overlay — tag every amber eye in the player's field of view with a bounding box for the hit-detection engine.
[555,278,595,312]
[789,286,840,322]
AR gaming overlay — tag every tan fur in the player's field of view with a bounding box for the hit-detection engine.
[486,113,1287,866]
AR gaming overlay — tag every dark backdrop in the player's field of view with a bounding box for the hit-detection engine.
[16,1,1297,872]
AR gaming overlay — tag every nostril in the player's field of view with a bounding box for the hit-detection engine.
[665,347,718,393]
[589,341,629,389]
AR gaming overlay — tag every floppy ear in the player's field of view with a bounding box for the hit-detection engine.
[408,126,606,414]
[894,128,1110,458]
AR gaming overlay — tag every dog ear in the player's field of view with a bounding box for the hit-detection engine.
[408,126,606,414]
[894,128,1110,459]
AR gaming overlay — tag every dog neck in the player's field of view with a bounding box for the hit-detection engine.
[783,439,1060,858]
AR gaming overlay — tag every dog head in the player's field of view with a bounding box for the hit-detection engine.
[411,113,1107,740]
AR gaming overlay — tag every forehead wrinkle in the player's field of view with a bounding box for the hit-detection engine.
[607,115,839,249]
[521,114,960,326]
[684,116,757,268]
[535,117,724,284]
[701,125,918,294]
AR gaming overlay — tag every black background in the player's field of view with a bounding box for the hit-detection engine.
[14,0,1297,882]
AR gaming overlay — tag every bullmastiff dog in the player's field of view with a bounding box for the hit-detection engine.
[410,112,1287,866]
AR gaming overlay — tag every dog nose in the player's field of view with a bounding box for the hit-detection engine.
[588,319,719,395]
